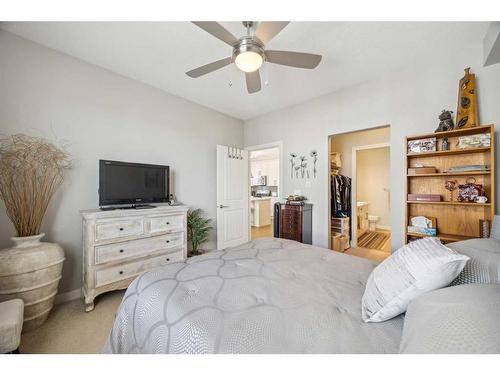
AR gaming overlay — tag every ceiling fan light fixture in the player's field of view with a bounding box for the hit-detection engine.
[235,51,263,73]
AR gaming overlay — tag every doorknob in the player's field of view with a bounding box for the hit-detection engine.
[219,204,228,208]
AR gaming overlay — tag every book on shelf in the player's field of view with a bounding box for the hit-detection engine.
[445,165,490,172]
[408,166,437,175]
[407,194,442,202]
[407,227,437,236]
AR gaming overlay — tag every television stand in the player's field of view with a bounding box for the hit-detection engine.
[100,204,156,211]
[130,204,156,209]
[81,205,189,311]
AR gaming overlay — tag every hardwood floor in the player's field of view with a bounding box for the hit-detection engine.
[251,219,273,239]
[344,246,390,262]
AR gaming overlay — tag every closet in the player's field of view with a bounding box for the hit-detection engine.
[329,151,351,251]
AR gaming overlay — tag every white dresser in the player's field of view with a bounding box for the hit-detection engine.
[81,205,188,311]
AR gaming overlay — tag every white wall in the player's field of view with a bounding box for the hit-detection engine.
[357,147,391,228]
[244,41,500,250]
[0,31,244,293]
[330,127,390,178]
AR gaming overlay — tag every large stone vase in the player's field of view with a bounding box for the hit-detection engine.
[0,233,65,332]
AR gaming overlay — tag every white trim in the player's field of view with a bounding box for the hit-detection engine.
[351,142,391,247]
[55,288,82,305]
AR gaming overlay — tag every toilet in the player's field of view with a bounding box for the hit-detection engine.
[368,215,379,231]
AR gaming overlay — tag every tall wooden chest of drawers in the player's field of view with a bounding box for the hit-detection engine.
[81,205,188,311]
[277,203,313,244]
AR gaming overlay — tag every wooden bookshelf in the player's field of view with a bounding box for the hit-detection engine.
[405,124,495,243]
[407,147,490,158]
[407,201,491,206]
[407,171,490,177]
[407,232,478,243]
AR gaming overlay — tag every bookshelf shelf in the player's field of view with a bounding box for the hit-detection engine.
[407,201,491,206]
[407,171,490,177]
[407,232,479,243]
[407,147,490,158]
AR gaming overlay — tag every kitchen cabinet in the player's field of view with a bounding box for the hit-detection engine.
[250,159,279,187]
[250,197,271,227]
[266,161,279,186]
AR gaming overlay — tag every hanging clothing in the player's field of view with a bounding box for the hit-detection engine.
[331,174,351,217]
[331,174,352,237]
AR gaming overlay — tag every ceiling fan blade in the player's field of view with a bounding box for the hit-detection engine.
[192,22,239,46]
[255,22,290,44]
[245,70,261,94]
[186,57,232,78]
[265,50,322,69]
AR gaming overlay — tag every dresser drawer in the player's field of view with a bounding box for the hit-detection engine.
[95,232,184,265]
[148,214,184,233]
[95,218,144,242]
[95,250,184,287]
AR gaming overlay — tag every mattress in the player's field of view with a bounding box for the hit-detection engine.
[104,238,403,354]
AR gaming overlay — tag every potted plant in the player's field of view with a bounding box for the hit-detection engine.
[187,209,212,257]
[0,134,70,331]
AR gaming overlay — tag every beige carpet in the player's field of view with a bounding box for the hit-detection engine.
[20,290,125,354]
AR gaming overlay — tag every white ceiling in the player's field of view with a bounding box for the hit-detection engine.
[0,22,490,120]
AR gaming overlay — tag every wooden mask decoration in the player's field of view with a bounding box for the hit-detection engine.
[456,67,479,129]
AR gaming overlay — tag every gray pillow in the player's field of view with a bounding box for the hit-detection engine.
[447,239,500,285]
[400,284,500,354]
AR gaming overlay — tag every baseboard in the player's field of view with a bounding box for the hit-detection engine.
[376,225,391,231]
[55,288,82,304]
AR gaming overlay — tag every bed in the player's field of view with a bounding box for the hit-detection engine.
[104,237,403,354]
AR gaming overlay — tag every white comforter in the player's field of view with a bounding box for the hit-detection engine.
[104,238,403,354]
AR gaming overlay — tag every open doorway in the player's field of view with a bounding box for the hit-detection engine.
[328,126,391,262]
[352,144,391,251]
[246,142,282,240]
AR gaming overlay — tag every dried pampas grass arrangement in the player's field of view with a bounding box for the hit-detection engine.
[0,134,71,237]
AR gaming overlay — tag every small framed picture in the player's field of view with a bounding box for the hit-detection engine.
[407,137,437,154]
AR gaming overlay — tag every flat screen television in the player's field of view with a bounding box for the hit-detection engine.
[99,160,169,207]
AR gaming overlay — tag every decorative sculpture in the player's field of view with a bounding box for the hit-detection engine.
[442,137,450,151]
[310,150,318,178]
[444,180,458,201]
[456,68,479,129]
[289,153,297,179]
[434,110,455,133]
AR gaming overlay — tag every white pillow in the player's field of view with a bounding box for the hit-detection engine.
[361,237,469,323]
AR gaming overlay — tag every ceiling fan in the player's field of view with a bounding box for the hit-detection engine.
[186,21,322,94]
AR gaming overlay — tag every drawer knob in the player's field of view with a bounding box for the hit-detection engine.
[166,258,170,261]
[119,249,124,253]
[166,222,170,225]
[166,240,170,243]
[119,227,124,231]
[119,271,124,275]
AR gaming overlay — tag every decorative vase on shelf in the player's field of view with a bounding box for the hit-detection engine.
[0,233,65,331]
[0,134,70,331]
